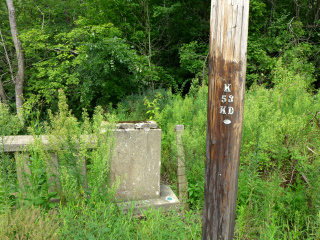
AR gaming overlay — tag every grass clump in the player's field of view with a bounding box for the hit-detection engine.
[56,202,202,239]
[0,205,60,240]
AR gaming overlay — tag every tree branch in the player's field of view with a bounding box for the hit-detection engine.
[0,29,15,84]
[31,0,45,31]
[202,52,209,86]
[0,73,8,104]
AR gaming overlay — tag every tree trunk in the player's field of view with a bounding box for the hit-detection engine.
[0,78,7,104]
[6,0,25,118]
[202,0,250,239]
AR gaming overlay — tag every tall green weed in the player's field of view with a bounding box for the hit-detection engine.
[0,90,117,212]
[0,103,22,212]
[236,58,320,238]
[42,90,116,205]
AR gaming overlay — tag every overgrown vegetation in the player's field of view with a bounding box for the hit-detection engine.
[108,56,320,238]
[0,90,203,239]
[1,57,320,239]
[1,0,320,238]
[2,54,320,238]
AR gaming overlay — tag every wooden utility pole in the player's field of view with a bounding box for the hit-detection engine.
[202,1,249,240]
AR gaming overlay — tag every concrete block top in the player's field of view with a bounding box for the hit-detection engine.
[0,135,50,152]
[175,125,184,131]
[116,121,158,130]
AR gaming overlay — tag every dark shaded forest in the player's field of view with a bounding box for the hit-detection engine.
[1,0,319,117]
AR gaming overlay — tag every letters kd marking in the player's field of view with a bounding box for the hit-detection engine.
[220,106,234,115]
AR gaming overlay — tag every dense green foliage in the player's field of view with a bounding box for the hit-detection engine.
[1,0,320,116]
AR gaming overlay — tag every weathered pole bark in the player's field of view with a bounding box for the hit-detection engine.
[202,1,249,240]
[6,0,25,118]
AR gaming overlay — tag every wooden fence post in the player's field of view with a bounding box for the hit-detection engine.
[175,125,189,209]
[202,0,250,239]
[47,152,60,193]
[15,152,31,189]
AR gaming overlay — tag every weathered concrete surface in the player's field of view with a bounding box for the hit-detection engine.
[15,152,31,189]
[49,184,180,214]
[112,122,161,200]
[118,184,180,214]
[0,135,50,152]
[46,153,60,193]
[0,121,161,201]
